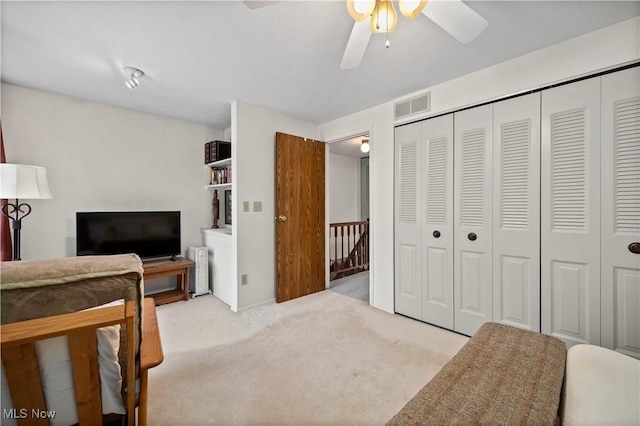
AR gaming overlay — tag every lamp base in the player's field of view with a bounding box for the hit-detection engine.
[1,198,31,261]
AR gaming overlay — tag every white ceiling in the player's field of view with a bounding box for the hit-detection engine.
[2,1,639,129]
[330,134,370,158]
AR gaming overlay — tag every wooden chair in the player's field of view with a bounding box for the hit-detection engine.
[0,255,163,426]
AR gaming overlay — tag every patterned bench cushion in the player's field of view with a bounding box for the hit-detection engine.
[387,322,567,426]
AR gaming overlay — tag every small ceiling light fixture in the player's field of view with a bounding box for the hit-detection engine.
[347,0,428,31]
[123,66,144,90]
[361,138,371,153]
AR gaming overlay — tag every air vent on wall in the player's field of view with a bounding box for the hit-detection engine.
[394,92,431,121]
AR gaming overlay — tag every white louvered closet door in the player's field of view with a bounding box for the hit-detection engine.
[421,115,454,329]
[454,104,493,336]
[492,93,541,332]
[395,122,422,319]
[541,78,601,347]
[601,67,640,358]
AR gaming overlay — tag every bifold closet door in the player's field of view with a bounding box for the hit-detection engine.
[601,67,640,358]
[492,93,541,332]
[395,122,422,319]
[421,115,454,329]
[454,104,493,336]
[541,78,601,347]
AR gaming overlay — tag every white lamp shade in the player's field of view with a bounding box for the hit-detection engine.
[0,164,53,199]
[398,0,428,19]
[370,0,397,33]
[347,0,376,22]
[360,141,371,153]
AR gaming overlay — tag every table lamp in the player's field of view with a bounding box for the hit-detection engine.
[0,164,52,260]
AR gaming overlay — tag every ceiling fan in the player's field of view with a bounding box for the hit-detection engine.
[243,0,488,70]
[342,0,488,69]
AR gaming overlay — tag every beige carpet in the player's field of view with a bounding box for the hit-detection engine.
[147,290,468,425]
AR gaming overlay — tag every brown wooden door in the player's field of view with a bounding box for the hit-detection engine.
[275,132,325,302]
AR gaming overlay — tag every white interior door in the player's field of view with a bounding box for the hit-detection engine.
[541,78,601,347]
[454,104,493,336]
[492,93,541,332]
[601,67,640,358]
[395,123,422,319]
[421,114,454,329]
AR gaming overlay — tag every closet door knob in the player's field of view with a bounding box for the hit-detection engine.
[433,230,441,238]
[629,242,640,254]
[468,232,477,241]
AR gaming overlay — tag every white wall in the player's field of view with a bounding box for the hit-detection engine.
[318,17,640,314]
[329,153,360,223]
[396,16,640,123]
[328,152,362,262]
[232,101,319,311]
[1,84,221,290]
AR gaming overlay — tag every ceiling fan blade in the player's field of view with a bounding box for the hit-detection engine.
[422,0,488,44]
[340,20,372,70]
[242,1,279,9]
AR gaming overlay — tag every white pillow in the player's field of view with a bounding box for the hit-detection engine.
[0,299,126,426]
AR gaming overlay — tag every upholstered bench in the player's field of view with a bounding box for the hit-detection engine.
[387,322,567,425]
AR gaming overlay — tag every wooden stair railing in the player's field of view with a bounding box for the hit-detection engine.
[330,220,369,280]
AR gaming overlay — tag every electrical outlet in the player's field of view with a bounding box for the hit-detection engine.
[243,201,250,212]
[253,201,262,212]
[241,274,248,285]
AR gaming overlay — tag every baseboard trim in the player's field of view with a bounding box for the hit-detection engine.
[237,298,276,312]
[371,303,395,315]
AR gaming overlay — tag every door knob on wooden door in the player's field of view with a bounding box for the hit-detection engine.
[275,215,287,222]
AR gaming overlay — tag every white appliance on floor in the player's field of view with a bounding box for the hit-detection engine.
[187,246,211,298]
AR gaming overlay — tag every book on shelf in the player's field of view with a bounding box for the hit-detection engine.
[207,140,231,163]
[204,141,211,164]
[209,167,232,185]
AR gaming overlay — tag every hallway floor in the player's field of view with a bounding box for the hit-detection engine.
[329,270,369,303]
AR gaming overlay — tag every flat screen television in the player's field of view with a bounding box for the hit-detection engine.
[76,211,181,259]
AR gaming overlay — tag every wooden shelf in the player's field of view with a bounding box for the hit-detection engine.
[143,258,194,305]
[148,289,185,306]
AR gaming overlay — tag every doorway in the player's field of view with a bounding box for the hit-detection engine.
[327,133,371,303]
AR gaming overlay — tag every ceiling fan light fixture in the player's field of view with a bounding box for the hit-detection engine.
[398,0,428,19]
[361,139,371,153]
[370,0,397,33]
[346,0,376,22]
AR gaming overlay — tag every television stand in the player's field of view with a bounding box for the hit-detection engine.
[143,257,194,305]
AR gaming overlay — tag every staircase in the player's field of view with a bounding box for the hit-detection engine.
[330,220,369,280]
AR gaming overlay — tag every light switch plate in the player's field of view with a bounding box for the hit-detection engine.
[243,201,249,212]
[253,201,262,212]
